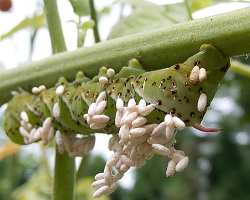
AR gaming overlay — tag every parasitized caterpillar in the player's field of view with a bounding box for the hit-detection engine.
[4,44,229,145]
[3,44,230,197]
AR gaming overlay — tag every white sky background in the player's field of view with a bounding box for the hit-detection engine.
[0,0,250,189]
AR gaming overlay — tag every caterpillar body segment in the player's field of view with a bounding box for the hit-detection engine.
[132,44,230,127]
[4,44,230,145]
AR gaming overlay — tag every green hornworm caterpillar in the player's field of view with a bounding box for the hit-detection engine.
[4,44,230,145]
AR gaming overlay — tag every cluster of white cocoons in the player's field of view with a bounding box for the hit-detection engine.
[92,98,189,198]
[84,91,110,130]
[189,65,207,84]
[55,131,95,157]
[19,110,96,158]
[20,84,96,158]
[189,66,208,112]
[31,85,46,94]
[19,111,54,145]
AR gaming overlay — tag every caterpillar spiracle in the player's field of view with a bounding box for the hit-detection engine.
[4,44,230,197]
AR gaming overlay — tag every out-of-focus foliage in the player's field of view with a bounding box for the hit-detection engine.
[69,0,89,16]
[11,169,52,200]
[76,177,110,200]
[191,0,214,12]
[0,0,250,199]
[0,14,44,41]
[110,2,189,38]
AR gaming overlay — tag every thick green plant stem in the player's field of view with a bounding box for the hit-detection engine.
[89,0,100,43]
[43,0,75,200]
[1,7,250,105]
[53,150,76,200]
[43,0,67,53]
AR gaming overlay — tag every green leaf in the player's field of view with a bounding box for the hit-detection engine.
[69,0,89,16]
[191,0,214,12]
[99,6,111,16]
[81,20,95,30]
[77,20,95,47]
[0,14,44,40]
[110,3,189,38]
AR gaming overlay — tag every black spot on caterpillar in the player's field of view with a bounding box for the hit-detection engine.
[4,44,230,144]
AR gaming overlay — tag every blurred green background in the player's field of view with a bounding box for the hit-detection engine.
[1,0,250,199]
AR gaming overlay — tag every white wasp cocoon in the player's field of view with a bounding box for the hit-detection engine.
[138,99,146,107]
[20,111,29,123]
[175,156,189,172]
[173,116,186,130]
[119,125,130,144]
[197,93,207,112]
[116,98,124,111]
[164,114,174,127]
[120,164,129,172]
[42,117,52,134]
[123,111,138,124]
[92,114,110,123]
[83,114,88,120]
[166,159,177,178]
[104,165,112,180]
[28,129,36,143]
[33,128,42,141]
[88,103,97,117]
[147,136,168,145]
[152,144,171,156]
[90,122,107,129]
[95,101,107,115]
[129,127,146,138]
[92,179,108,188]
[99,76,108,84]
[108,182,119,194]
[20,121,32,131]
[106,152,121,167]
[143,124,158,133]
[121,155,134,166]
[52,103,60,118]
[132,116,147,128]
[93,185,110,198]
[152,122,166,136]
[31,87,39,94]
[127,98,136,112]
[47,126,55,142]
[84,114,93,124]
[107,68,115,77]
[199,68,207,82]
[56,85,65,96]
[96,91,106,104]
[19,127,29,138]
[55,130,65,154]
[189,65,200,84]
[140,104,155,116]
[38,85,46,92]
[165,125,175,140]
[94,173,105,181]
